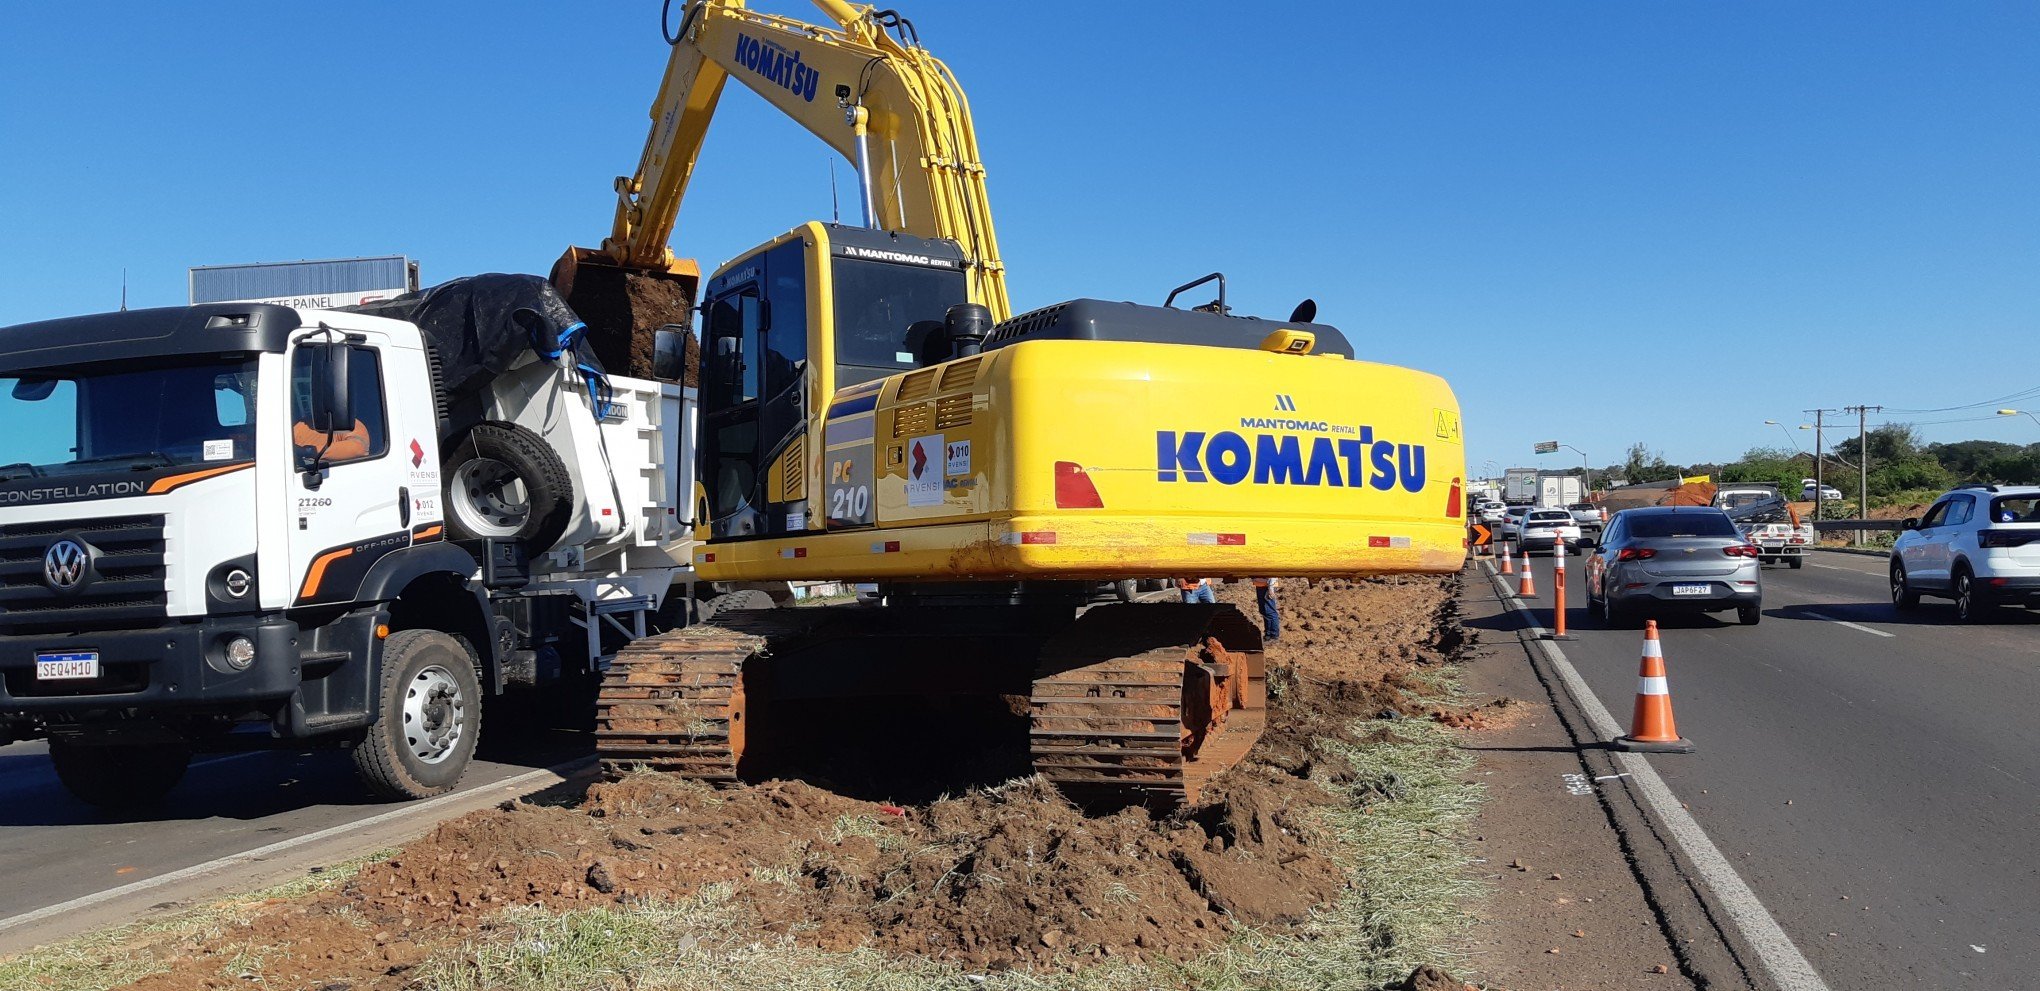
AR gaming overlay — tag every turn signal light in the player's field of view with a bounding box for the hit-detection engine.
[1616,548,1657,561]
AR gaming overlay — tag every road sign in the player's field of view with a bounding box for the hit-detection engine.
[1469,523,1492,547]
[1533,441,1559,454]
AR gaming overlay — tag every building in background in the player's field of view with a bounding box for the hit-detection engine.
[189,255,419,308]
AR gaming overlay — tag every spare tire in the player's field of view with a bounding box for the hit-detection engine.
[443,421,574,555]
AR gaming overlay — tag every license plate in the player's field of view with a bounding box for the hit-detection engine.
[35,651,100,680]
[1671,584,1711,597]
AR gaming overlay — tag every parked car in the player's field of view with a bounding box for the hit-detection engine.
[1517,508,1582,555]
[1499,504,1534,541]
[1890,485,2040,622]
[1585,507,1763,626]
[1800,479,1844,502]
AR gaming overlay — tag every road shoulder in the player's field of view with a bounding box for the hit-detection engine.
[1455,566,1697,990]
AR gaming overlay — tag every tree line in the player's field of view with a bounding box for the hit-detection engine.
[1544,429,2040,505]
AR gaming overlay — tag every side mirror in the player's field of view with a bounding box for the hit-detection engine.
[307,343,353,433]
[1901,517,1919,531]
[652,326,689,382]
[10,377,56,402]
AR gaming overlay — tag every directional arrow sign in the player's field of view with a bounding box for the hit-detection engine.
[1469,523,1492,546]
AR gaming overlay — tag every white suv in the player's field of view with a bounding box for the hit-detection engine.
[1890,485,2040,622]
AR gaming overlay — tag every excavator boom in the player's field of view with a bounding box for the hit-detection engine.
[561,0,1006,321]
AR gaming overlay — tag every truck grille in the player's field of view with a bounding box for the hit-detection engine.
[0,515,169,633]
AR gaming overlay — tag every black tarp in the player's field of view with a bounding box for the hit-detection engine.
[345,274,610,438]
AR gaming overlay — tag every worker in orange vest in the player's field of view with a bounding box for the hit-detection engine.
[1252,577,1280,641]
[1176,577,1215,604]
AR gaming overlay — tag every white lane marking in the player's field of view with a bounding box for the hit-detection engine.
[188,752,265,770]
[0,758,590,936]
[1800,610,1896,638]
[1482,562,1832,991]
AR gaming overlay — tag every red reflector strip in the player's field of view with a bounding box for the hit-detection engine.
[601,508,613,516]
[1217,533,1246,546]
[1021,531,1057,545]
[1186,533,1247,546]
[1368,536,1391,548]
[779,547,809,559]
[700,552,715,563]
[867,540,902,554]
[1053,461,1105,509]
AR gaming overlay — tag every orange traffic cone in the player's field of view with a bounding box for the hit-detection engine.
[1516,546,1536,598]
[1499,539,1515,574]
[1613,621,1694,753]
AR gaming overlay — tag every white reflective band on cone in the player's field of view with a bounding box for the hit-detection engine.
[1642,640,1663,658]
[1638,676,1670,696]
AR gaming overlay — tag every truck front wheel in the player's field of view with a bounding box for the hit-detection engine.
[49,737,191,810]
[353,630,483,800]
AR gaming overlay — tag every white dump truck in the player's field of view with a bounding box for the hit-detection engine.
[0,284,703,807]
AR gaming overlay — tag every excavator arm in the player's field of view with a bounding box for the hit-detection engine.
[561,0,1008,320]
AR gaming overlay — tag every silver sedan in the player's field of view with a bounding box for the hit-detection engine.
[1585,506,1764,626]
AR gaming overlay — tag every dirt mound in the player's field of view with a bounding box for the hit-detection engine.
[119,574,1473,989]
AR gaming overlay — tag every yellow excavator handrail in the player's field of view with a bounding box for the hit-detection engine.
[598,0,1009,320]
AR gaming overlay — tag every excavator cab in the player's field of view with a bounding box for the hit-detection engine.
[696,222,969,542]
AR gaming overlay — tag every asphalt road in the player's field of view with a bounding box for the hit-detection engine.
[1481,546,2039,988]
[0,721,589,927]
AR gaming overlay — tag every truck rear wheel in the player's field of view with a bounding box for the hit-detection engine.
[353,630,482,800]
[49,738,191,810]
[444,421,574,555]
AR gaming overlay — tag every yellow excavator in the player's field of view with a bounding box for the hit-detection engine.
[563,0,1467,806]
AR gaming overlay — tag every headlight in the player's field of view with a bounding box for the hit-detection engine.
[224,636,256,671]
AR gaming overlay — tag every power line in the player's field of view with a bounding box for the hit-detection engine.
[1884,385,2040,415]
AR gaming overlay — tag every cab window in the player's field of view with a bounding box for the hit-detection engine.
[1917,501,1950,529]
[290,346,389,464]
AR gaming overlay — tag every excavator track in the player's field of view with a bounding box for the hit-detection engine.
[594,610,826,781]
[1029,603,1267,807]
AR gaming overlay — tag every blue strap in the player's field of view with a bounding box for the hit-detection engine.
[533,320,586,361]
[577,361,614,419]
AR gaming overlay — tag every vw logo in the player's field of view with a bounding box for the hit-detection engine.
[44,539,88,591]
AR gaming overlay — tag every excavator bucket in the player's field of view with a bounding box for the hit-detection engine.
[550,246,702,384]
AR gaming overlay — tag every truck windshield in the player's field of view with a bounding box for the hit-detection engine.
[831,257,968,384]
[0,358,259,482]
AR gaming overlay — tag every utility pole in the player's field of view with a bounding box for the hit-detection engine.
[1805,408,1839,523]
[1844,405,1882,546]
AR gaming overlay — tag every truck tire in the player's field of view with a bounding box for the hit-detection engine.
[1788,557,1804,570]
[49,738,191,810]
[444,421,574,555]
[1114,579,1139,603]
[353,629,483,800]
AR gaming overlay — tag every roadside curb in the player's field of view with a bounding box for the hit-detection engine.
[1474,561,1826,991]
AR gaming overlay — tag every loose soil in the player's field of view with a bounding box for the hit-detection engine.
[108,575,1480,990]
[559,266,699,386]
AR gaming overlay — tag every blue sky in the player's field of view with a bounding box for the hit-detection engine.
[2,1,2034,473]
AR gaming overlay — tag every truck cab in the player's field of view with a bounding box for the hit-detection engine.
[0,302,694,808]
